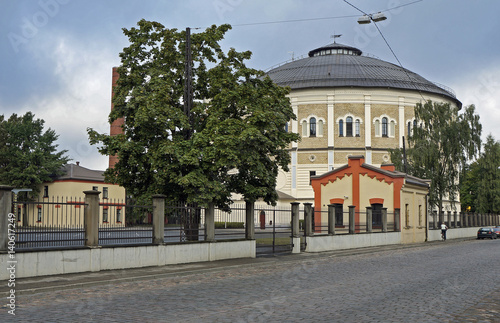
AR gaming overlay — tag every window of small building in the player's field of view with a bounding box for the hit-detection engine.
[339,119,344,136]
[117,209,122,223]
[405,204,410,227]
[372,204,382,226]
[103,209,108,223]
[309,117,316,137]
[37,208,42,222]
[346,117,353,137]
[418,205,422,226]
[382,117,388,137]
[355,119,360,137]
[334,204,343,226]
[92,186,98,191]
[43,186,49,198]
[103,187,108,199]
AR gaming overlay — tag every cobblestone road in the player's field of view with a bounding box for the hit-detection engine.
[3,239,500,322]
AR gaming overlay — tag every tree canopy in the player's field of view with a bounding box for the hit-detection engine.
[0,112,69,194]
[88,20,299,209]
[389,101,482,212]
[475,135,500,213]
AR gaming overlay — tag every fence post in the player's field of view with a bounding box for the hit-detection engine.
[245,201,255,240]
[152,195,166,244]
[0,186,14,253]
[204,202,215,242]
[328,204,335,235]
[291,202,300,253]
[84,190,101,247]
[394,208,400,232]
[303,203,313,237]
[348,205,355,234]
[366,206,372,233]
[382,208,388,232]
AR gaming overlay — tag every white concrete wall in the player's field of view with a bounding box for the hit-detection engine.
[0,240,255,280]
[427,228,480,241]
[305,232,401,253]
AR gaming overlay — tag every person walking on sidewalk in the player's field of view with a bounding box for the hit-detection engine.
[441,222,448,241]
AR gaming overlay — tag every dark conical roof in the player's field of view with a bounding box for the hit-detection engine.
[267,43,460,106]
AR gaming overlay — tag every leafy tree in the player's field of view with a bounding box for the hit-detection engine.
[460,161,480,212]
[0,112,69,195]
[389,101,481,212]
[475,135,500,213]
[88,20,299,209]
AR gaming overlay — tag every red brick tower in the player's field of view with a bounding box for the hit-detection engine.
[109,67,124,169]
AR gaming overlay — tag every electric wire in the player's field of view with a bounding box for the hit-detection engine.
[343,0,429,103]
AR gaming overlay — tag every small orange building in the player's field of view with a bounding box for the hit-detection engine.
[311,156,430,243]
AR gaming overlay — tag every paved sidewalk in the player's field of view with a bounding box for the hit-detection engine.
[1,239,472,296]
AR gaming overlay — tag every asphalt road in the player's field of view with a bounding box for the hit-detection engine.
[3,239,500,322]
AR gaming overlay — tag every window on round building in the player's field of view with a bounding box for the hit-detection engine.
[310,117,316,137]
[339,119,344,137]
[346,117,353,137]
[382,117,388,137]
[355,119,360,137]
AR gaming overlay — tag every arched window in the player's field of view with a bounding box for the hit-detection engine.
[339,119,344,137]
[413,119,417,136]
[309,117,316,137]
[302,120,307,137]
[390,121,395,137]
[317,120,324,136]
[355,119,360,137]
[346,117,353,137]
[374,120,380,136]
[284,122,288,133]
[407,121,411,137]
[382,117,388,137]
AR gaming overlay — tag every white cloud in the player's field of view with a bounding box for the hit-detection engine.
[452,63,500,143]
[21,33,118,170]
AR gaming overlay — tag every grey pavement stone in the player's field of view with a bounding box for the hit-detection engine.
[1,239,499,322]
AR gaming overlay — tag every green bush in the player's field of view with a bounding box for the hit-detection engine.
[214,221,244,229]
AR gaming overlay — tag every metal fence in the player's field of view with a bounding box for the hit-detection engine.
[13,197,85,250]
[165,203,206,243]
[99,198,154,245]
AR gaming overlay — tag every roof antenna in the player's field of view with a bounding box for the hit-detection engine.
[288,51,295,61]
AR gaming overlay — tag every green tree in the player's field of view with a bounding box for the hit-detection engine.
[88,20,299,209]
[476,135,500,213]
[0,112,69,195]
[460,161,480,212]
[389,101,481,212]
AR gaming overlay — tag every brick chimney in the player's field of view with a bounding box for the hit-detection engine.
[380,163,396,172]
[109,67,124,169]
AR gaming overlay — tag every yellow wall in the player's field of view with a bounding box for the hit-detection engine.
[16,181,126,227]
[400,184,428,243]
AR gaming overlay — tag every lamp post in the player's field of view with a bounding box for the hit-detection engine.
[357,12,387,24]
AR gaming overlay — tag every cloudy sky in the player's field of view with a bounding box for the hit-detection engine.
[1,0,499,170]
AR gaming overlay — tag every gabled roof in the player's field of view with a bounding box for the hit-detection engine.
[54,164,105,182]
[311,155,429,188]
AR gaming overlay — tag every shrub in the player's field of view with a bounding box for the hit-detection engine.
[214,221,244,229]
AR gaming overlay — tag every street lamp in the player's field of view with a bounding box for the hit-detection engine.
[357,12,387,24]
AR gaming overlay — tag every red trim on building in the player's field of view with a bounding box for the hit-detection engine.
[369,198,384,205]
[330,198,344,204]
